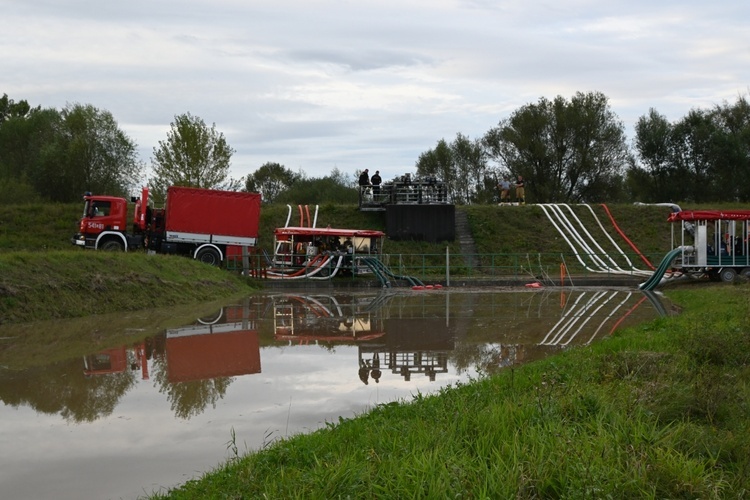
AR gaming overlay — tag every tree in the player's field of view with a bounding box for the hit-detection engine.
[0,106,59,185]
[711,95,750,201]
[150,113,239,201]
[630,94,750,203]
[0,94,59,201]
[245,162,300,202]
[483,91,630,203]
[0,102,142,202]
[416,139,456,201]
[450,133,491,204]
[44,104,143,202]
[629,108,677,202]
[669,109,717,203]
[0,93,38,123]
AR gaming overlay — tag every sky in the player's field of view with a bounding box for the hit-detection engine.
[3,0,749,184]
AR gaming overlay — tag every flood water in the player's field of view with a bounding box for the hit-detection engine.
[0,287,675,499]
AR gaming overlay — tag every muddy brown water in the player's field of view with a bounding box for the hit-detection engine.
[0,287,675,499]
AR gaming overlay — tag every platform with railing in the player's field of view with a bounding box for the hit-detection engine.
[359,175,449,211]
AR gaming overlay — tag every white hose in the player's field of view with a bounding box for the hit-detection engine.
[538,204,600,273]
[266,255,334,279]
[546,204,611,270]
[539,203,651,276]
[578,204,650,276]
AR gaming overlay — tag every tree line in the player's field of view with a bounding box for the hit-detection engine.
[2,90,749,205]
[417,91,750,205]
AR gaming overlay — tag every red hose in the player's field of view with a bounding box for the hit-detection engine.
[608,296,647,335]
[600,203,655,270]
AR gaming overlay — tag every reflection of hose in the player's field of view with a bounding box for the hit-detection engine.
[540,291,606,345]
[540,291,638,346]
[641,290,668,317]
[606,295,647,336]
[564,291,621,346]
[196,307,224,325]
[288,294,333,317]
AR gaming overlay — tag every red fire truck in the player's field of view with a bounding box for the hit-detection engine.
[72,186,261,266]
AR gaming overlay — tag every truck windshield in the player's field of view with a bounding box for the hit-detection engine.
[84,200,112,217]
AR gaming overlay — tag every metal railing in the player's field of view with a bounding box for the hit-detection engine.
[229,250,662,284]
[378,252,658,283]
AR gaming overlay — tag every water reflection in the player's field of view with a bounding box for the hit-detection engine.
[0,288,675,500]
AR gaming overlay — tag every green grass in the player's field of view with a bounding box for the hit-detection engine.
[0,251,259,325]
[0,202,81,251]
[153,284,750,498]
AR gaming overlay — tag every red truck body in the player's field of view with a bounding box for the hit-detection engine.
[72,186,261,266]
[164,186,260,245]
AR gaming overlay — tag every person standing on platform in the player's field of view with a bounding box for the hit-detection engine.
[515,175,526,205]
[371,170,382,197]
[358,168,371,202]
[358,168,370,187]
[498,177,511,204]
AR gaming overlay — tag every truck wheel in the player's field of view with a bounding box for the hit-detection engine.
[100,240,124,251]
[719,267,737,282]
[196,247,222,266]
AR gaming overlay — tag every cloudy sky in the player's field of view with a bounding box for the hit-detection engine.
[4,0,749,183]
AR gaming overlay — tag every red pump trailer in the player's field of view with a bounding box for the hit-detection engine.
[72,186,261,266]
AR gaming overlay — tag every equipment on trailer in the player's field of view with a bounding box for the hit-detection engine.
[268,226,386,280]
[641,209,750,290]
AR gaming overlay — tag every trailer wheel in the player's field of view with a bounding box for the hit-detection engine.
[741,268,750,278]
[100,240,124,251]
[196,247,222,266]
[719,267,737,282]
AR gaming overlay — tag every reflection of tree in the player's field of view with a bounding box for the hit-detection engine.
[0,359,135,423]
[449,342,491,375]
[150,355,233,420]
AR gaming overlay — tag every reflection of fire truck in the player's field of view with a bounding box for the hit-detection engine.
[83,342,149,379]
[165,305,261,383]
[82,304,261,383]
